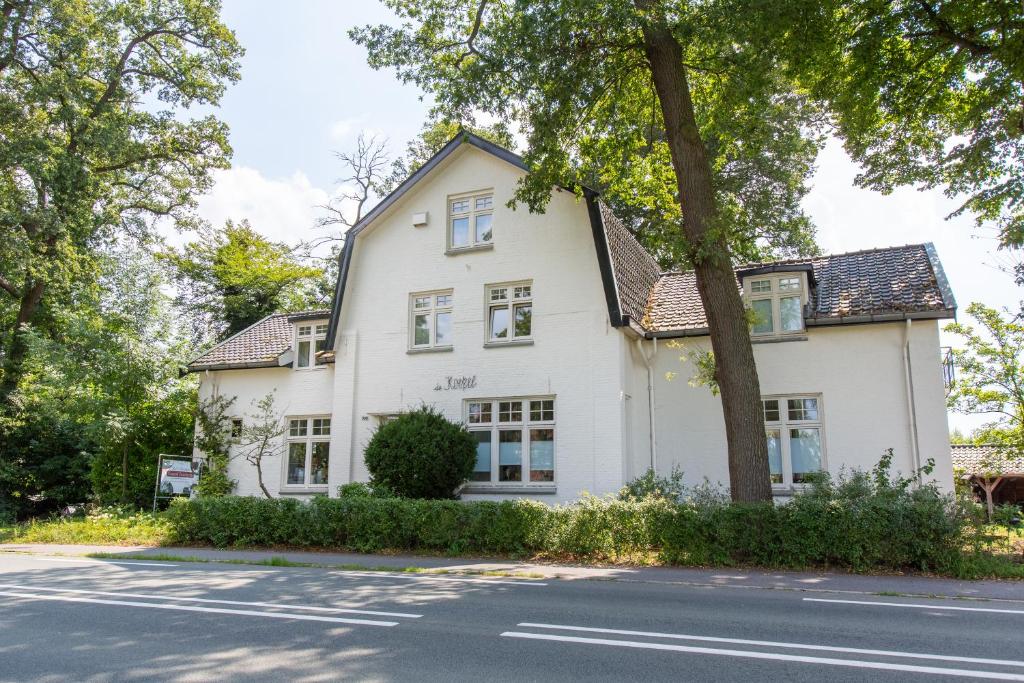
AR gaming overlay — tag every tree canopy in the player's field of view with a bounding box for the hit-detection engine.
[946,302,1024,447]
[0,0,242,403]
[162,220,323,343]
[785,0,1024,248]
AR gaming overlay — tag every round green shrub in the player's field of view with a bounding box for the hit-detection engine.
[363,406,476,499]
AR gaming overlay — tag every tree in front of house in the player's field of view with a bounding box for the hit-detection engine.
[0,0,242,406]
[946,302,1024,517]
[236,392,287,499]
[194,394,237,497]
[162,220,323,344]
[351,0,834,500]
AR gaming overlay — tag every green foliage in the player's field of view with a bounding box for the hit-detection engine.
[945,302,1024,469]
[0,245,197,519]
[194,394,236,497]
[166,457,1003,577]
[2,506,171,545]
[363,406,476,499]
[619,466,686,502]
[782,0,1024,247]
[337,481,395,498]
[89,381,197,509]
[0,0,242,400]
[993,503,1022,527]
[161,220,322,343]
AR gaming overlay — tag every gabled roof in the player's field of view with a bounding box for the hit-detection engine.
[644,244,957,336]
[324,132,542,346]
[186,310,330,372]
[203,135,958,370]
[952,444,1024,476]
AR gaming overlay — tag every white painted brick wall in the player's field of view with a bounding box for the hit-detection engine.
[194,144,953,502]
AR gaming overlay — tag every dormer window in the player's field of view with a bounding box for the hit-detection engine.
[744,273,806,337]
[448,191,493,252]
[295,322,328,369]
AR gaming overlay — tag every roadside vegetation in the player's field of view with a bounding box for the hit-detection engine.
[0,506,171,546]
[6,458,1018,581]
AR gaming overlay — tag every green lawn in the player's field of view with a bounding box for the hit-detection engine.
[0,512,171,546]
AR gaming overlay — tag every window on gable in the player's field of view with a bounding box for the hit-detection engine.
[410,290,454,349]
[284,417,330,488]
[230,418,243,439]
[448,192,493,250]
[763,395,824,486]
[295,321,328,369]
[487,282,532,343]
[466,397,555,485]
[745,274,806,337]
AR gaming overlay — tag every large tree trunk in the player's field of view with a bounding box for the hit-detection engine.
[0,278,47,407]
[637,7,772,502]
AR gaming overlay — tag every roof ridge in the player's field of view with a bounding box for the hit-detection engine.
[656,243,932,277]
[735,243,928,270]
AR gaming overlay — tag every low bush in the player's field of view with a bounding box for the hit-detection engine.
[163,457,1009,577]
[618,466,685,502]
[363,406,476,499]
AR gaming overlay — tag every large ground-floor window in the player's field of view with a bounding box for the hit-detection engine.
[763,395,824,486]
[284,416,330,489]
[466,397,555,485]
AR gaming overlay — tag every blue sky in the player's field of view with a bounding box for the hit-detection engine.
[190,0,1017,433]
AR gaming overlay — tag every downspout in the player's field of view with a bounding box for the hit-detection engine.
[903,319,922,479]
[636,337,658,472]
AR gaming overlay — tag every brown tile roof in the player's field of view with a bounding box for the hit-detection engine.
[951,444,1024,475]
[187,310,330,371]
[599,202,661,325]
[642,244,955,334]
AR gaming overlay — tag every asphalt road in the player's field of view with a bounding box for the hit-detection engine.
[1,553,1022,682]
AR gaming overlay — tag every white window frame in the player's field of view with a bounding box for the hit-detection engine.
[409,290,454,350]
[763,394,826,487]
[485,281,533,344]
[464,397,555,487]
[447,190,494,251]
[294,321,329,370]
[744,273,807,338]
[282,416,331,491]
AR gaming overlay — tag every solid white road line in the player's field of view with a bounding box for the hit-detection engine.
[19,557,179,567]
[515,622,1024,668]
[0,590,399,626]
[805,598,1024,615]
[500,632,1024,681]
[0,584,422,619]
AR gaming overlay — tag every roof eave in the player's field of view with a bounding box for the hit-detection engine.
[644,308,956,339]
[924,242,958,315]
[185,360,283,373]
[584,190,626,328]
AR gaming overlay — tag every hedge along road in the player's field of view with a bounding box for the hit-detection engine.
[1,553,1023,682]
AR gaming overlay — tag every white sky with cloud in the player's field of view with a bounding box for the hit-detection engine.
[177,0,1017,435]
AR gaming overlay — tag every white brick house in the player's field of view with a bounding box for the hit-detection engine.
[188,132,957,502]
